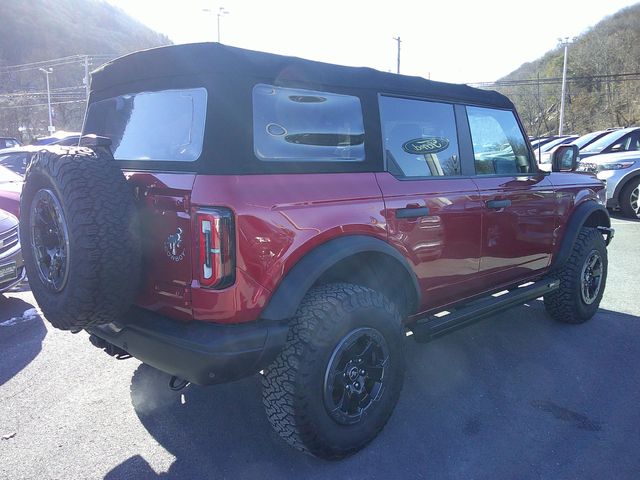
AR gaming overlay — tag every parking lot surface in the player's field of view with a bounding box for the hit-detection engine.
[1,215,638,479]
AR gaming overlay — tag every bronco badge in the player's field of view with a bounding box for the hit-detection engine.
[164,227,186,262]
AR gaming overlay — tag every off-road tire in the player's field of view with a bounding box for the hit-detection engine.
[262,283,405,460]
[20,146,141,330]
[619,177,640,219]
[544,227,607,324]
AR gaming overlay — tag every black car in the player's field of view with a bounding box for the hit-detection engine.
[0,209,24,293]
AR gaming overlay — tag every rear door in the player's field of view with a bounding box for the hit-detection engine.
[464,106,557,286]
[83,87,208,319]
[376,96,483,312]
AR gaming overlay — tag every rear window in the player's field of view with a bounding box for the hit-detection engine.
[252,84,365,162]
[83,88,207,161]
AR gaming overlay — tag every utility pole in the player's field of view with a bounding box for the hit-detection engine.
[558,37,571,136]
[393,36,401,74]
[84,55,90,101]
[39,67,54,134]
[204,7,229,43]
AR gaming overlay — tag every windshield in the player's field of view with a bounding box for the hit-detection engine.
[581,129,628,153]
[540,137,575,152]
[83,88,207,162]
[0,164,23,182]
[572,131,605,149]
[0,152,29,176]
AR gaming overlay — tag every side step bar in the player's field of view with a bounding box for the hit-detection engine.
[409,278,560,343]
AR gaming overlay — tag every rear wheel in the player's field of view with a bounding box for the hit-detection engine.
[544,227,607,324]
[619,178,640,219]
[262,283,405,459]
[20,146,141,330]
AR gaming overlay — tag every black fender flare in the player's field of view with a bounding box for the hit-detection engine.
[260,235,421,321]
[550,200,611,272]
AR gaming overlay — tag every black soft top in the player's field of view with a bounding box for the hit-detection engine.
[91,43,512,109]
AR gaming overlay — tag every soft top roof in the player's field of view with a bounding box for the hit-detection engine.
[91,43,513,109]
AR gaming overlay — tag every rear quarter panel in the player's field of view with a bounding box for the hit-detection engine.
[190,172,388,323]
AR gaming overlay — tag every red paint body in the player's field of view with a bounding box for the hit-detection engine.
[127,169,604,325]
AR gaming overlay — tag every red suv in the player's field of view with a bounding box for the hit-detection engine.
[19,43,613,459]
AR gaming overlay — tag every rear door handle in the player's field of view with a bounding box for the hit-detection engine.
[486,199,512,209]
[396,206,430,219]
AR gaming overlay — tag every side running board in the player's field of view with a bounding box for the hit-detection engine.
[410,278,560,343]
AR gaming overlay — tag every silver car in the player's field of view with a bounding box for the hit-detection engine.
[0,209,25,293]
[577,150,640,218]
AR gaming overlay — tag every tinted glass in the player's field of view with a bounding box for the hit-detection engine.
[253,84,364,162]
[84,88,207,161]
[0,153,29,176]
[581,129,629,153]
[0,164,23,182]
[540,136,576,152]
[379,96,460,178]
[572,131,606,149]
[467,106,531,175]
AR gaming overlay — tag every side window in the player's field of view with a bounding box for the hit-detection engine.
[611,133,640,152]
[252,84,364,162]
[379,96,460,178]
[467,106,531,175]
[84,88,207,162]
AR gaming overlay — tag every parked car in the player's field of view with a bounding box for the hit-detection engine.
[18,43,613,459]
[579,127,640,159]
[0,137,20,149]
[530,136,559,149]
[0,165,22,218]
[536,135,579,165]
[0,145,41,176]
[572,129,621,151]
[577,150,640,218]
[31,131,81,146]
[0,209,24,294]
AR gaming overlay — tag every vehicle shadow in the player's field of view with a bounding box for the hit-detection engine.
[107,301,640,479]
[0,293,46,386]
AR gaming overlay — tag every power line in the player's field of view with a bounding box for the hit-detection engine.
[468,72,640,88]
[0,54,117,74]
[0,100,86,110]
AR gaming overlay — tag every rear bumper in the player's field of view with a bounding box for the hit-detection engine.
[88,307,289,385]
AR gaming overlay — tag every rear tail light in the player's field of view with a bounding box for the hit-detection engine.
[196,208,235,289]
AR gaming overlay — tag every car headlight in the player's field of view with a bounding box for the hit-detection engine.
[598,161,635,171]
[576,162,597,173]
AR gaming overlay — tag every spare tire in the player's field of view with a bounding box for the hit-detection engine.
[19,146,141,330]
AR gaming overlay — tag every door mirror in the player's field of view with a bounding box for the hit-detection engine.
[551,144,579,172]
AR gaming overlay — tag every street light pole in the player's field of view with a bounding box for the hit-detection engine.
[393,36,401,74]
[39,67,54,134]
[558,37,571,136]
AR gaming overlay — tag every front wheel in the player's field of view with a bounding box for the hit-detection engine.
[619,178,640,219]
[262,283,405,459]
[544,227,608,324]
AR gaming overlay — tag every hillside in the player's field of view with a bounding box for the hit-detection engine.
[0,0,171,64]
[495,3,640,136]
[0,0,171,139]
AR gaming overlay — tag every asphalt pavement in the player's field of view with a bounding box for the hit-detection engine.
[1,214,638,479]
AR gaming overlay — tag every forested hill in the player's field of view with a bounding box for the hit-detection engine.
[494,3,640,136]
[0,0,171,65]
[0,0,171,140]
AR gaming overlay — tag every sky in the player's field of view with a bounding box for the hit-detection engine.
[106,0,639,84]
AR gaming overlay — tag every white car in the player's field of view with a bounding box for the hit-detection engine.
[577,150,640,218]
